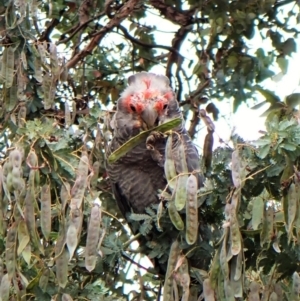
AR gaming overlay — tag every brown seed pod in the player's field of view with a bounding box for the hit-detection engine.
[60,182,70,213]
[66,223,78,260]
[203,278,215,301]
[163,240,180,301]
[185,174,198,245]
[62,293,73,301]
[0,274,10,301]
[40,184,51,240]
[174,141,188,174]
[5,222,17,280]
[55,224,68,288]
[85,200,102,272]
[168,200,184,231]
[203,131,214,170]
[229,205,241,256]
[9,149,23,169]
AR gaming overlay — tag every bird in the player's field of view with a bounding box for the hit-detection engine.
[105,72,209,284]
[106,71,202,215]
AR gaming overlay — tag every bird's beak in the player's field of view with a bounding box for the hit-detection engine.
[141,105,158,129]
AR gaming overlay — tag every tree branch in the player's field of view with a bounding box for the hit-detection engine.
[66,0,140,69]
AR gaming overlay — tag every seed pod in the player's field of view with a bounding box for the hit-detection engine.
[203,131,214,170]
[9,149,22,169]
[90,161,100,188]
[287,183,298,236]
[18,106,27,127]
[248,281,260,301]
[293,271,300,295]
[40,184,51,240]
[5,47,14,88]
[27,150,38,168]
[164,135,177,189]
[163,240,180,301]
[260,205,274,247]
[62,293,73,301]
[174,174,188,211]
[209,248,221,289]
[5,222,17,280]
[17,220,30,256]
[66,223,78,260]
[232,251,242,281]
[60,182,70,213]
[220,228,229,280]
[168,201,184,231]
[85,201,101,272]
[0,258,3,284]
[55,224,68,288]
[174,141,188,174]
[185,174,198,245]
[229,205,241,256]
[231,149,242,189]
[269,292,278,301]
[203,278,215,301]
[39,269,49,292]
[0,274,10,301]
[70,176,87,209]
[24,180,44,254]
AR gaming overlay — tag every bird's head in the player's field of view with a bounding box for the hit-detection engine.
[117,72,180,131]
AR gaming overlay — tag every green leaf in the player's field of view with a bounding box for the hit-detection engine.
[285,93,300,109]
[257,144,270,159]
[255,87,280,104]
[277,56,289,74]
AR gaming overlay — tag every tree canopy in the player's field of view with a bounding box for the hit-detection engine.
[0,0,300,300]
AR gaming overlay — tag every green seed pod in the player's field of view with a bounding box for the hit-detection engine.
[174,174,188,211]
[168,201,184,231]
[203,278,215,301]
[18,106,27,127]
[85,200,101,272]
[220,228,229,280]
[40,184,51,240]
[163,240,180,301]
[0,258,3,284]
[5,222,17,280]
[185,174,198,245]
[2,161,12,177]
[164,134,177,189]
[269,292,278,301]
[260,205,274,247]
[287,183,298,236]
[55,224,68,288]
[17,220,30,256]
[39,269,49,293]
[0,274,10,301]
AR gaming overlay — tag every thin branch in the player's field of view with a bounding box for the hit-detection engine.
[66,0,140,69]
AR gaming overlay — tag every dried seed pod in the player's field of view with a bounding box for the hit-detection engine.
[85,200,102,272]
[174,141,188,174]
[27,150,38,168]
[163,240,180,301]
[168,200,184,231]
[70,176,87,209]
[260,205,274,247]
[9,149,22,169]
[55,225,68,288]
[293,271,300,295]
[90,161,100,188]
[248,281,260,301]
[229,205,241,256]
[287,183,298,237]
[0,274,10,301]
[185,174,198,245]
[220,228,229,280]
[174,174,188,211]
[203,278,215,301]
[164,135,177,189]
[62,293,73,301]
[203,131,214,170]
[40,184,51,240]
[17,220,30,256]
[24,181,44,254]
[39,269,49,292]
[5,222,17,280]
[66,223,78,260]
[231,149,244,189]
[5,47,15,88]
[269,292,278,301]
[56,247,69,288]
[0,258,3,284]
[60,182,70,212]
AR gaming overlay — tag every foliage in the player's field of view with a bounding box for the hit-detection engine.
[0,0,299,300]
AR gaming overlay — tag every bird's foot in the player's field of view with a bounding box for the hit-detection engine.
[146,131,165,150]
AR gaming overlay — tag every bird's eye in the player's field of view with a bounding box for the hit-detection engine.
[130,104,136,112]
[163,104,168,110]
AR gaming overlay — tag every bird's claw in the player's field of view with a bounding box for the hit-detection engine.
[146,131,165,149]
